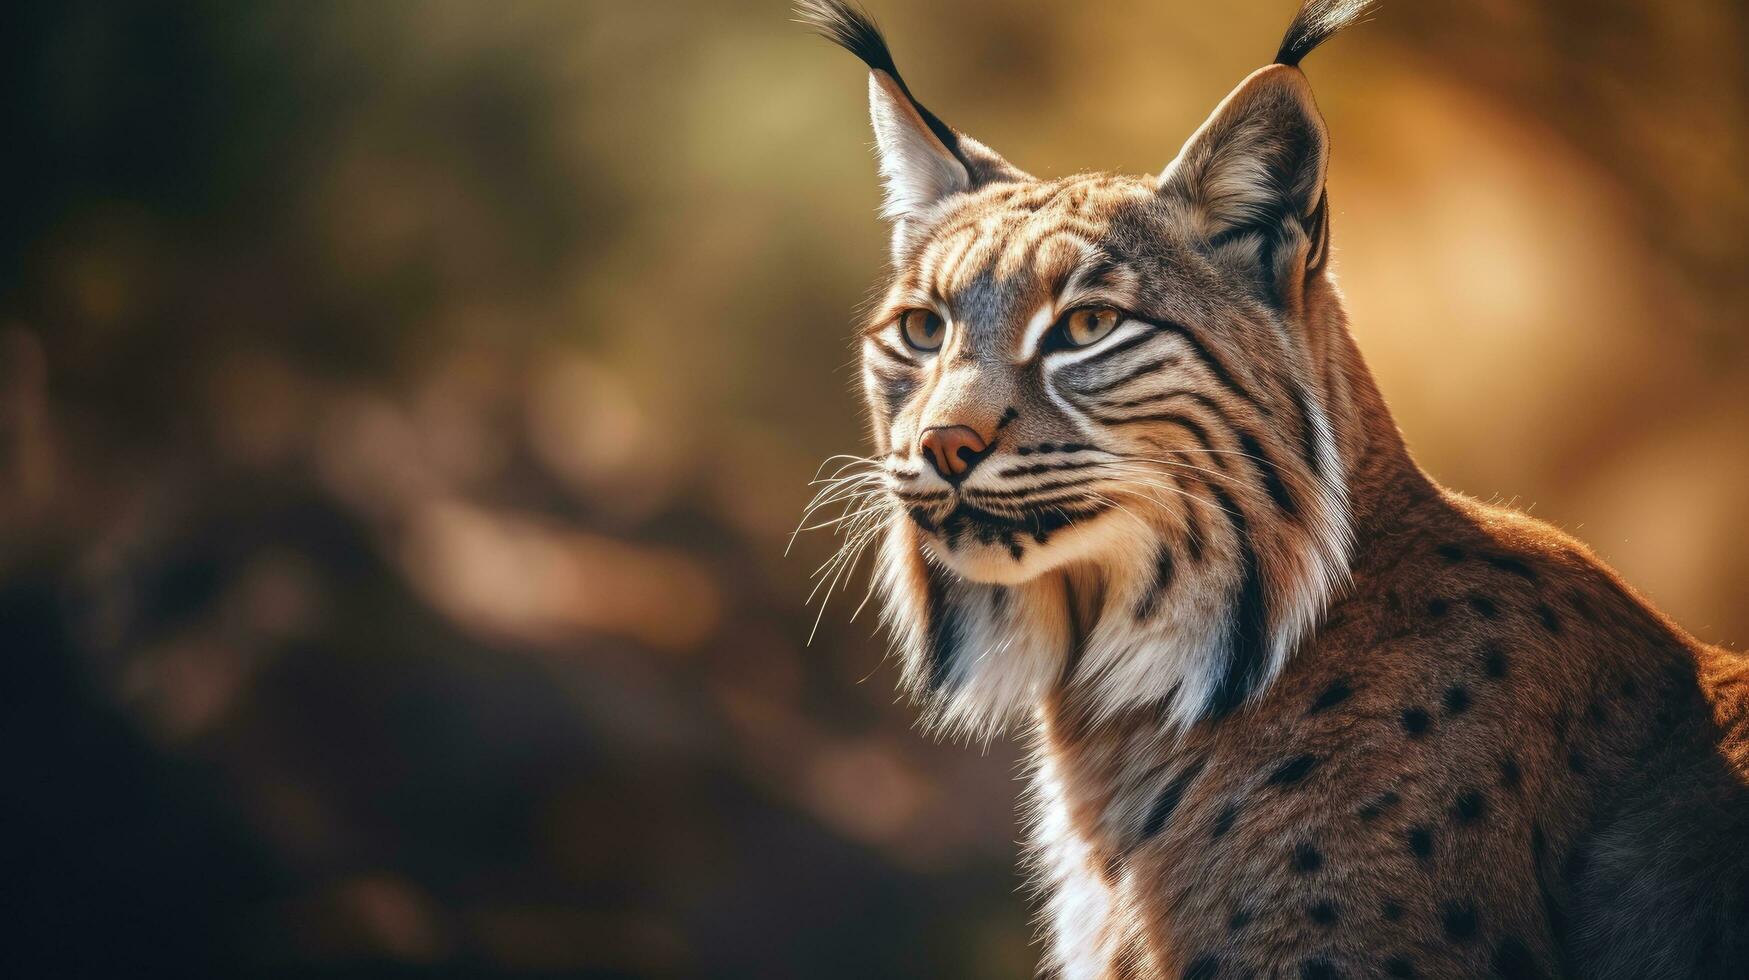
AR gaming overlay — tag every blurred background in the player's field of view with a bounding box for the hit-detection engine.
[2,0,1745,976]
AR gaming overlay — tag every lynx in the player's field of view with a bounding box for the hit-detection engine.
[799,1,1749,976]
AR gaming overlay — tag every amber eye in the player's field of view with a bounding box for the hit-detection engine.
[1057,306,1122,348]
[898,308,945,352]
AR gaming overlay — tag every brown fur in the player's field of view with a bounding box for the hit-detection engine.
[1035,286,1749,978]
[800,2,1749,975]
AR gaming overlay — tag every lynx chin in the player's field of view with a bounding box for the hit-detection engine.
[797,0,1749,976]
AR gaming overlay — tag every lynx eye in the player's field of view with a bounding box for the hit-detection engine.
[898,308,945,352]
[1054,306,1123,349]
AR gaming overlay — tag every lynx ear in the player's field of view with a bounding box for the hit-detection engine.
[800,0,1023,250]
[866,71,967,220]
[1159,65,1331,295]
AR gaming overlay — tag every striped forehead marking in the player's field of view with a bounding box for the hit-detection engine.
[917,175,1153,297]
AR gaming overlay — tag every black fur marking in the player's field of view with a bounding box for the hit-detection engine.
[1427,597,1449,616]
[1152,322,1267,415]
[1183,955,1221,980]
[1308,900,1339,926]
[1183,494,1207,562]
[1229,907,1252,930]
[1566,750,1587,775]
[1078,355,1179,396]
[1483,644,1509,679]
[994,459,1101,479]
[1308,679,1353,714]
[878,373,919,418]
[1268,754,1320,787]
[996,406,1019,430]
[1483,554,1539,580]
[1384,957,1416,979]
[964,475,1099,500]
[1382,899,1404,921]
[1453,789,1486,823]
[1443,685,1471,715]
[924,571,960,690]
[1408,826,1434,860]
[1288,382,1323,478]
[1569,590,1593,621]
[1212,800,1240,838]
[1299,958,1339,980]
[1102,411,1217,461]
[1436,543,1465,561]
[1536,604,1562,634]
[1442,902,1479,942]
[797,0,974,172]
[1134,542,1177,620]
[1358,791,1400,821]
[1099,387,1201,411]
[1500,756,1522,791]
[1140,759,1206,840]
[1206,485,1270,718]
[1292,841,1324,873]
[934,499,1111,551]
[1400,707,1430,736]
[1469,595,1500,619]
[1072,329,1161,369]
[1238,430,1299,516]
[1275,0,1379,67]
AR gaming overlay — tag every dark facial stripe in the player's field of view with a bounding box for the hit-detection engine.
[1150,321,1269,418]
[1095,387,1201,411]
[1098,410,1216,457]
[1097,386,1301,520]
[1059,328,1162,369]
[962,491,1108,519]
[1133,541,1176,620]
[995,458,1103,479]
[867,337,911,364]
[875,372,919,418]
[1076,355,1178,396]
[1287,382,1324,479]
[1205,483,1270,719]
[1236,431,1299,517]
[1139,757,1206,841]
[924,568,961,691]
[1180,479,1206,562]
[961,475,1101,501]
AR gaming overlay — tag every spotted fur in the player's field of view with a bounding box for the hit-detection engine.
[801,1,1749,976]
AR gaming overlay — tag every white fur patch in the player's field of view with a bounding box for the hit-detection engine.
[868,72,967,223]
[1028,750,1119,980]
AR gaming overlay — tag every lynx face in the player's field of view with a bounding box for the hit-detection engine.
[865,174,1338,589]
[806,1,1353,734]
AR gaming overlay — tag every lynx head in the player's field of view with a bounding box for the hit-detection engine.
[800,0,1374,738]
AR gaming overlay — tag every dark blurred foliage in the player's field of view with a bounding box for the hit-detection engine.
[0,1,1744,977]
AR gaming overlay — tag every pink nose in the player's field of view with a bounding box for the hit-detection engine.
[919,425,990,483]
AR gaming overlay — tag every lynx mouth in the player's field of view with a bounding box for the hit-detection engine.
[905,496,1113,561]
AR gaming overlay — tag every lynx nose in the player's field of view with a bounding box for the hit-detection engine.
[919,425,991,484]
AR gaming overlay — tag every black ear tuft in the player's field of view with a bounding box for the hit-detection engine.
[796,0,897,77]
[795,0,963,161]
[1274,0,1379,67]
